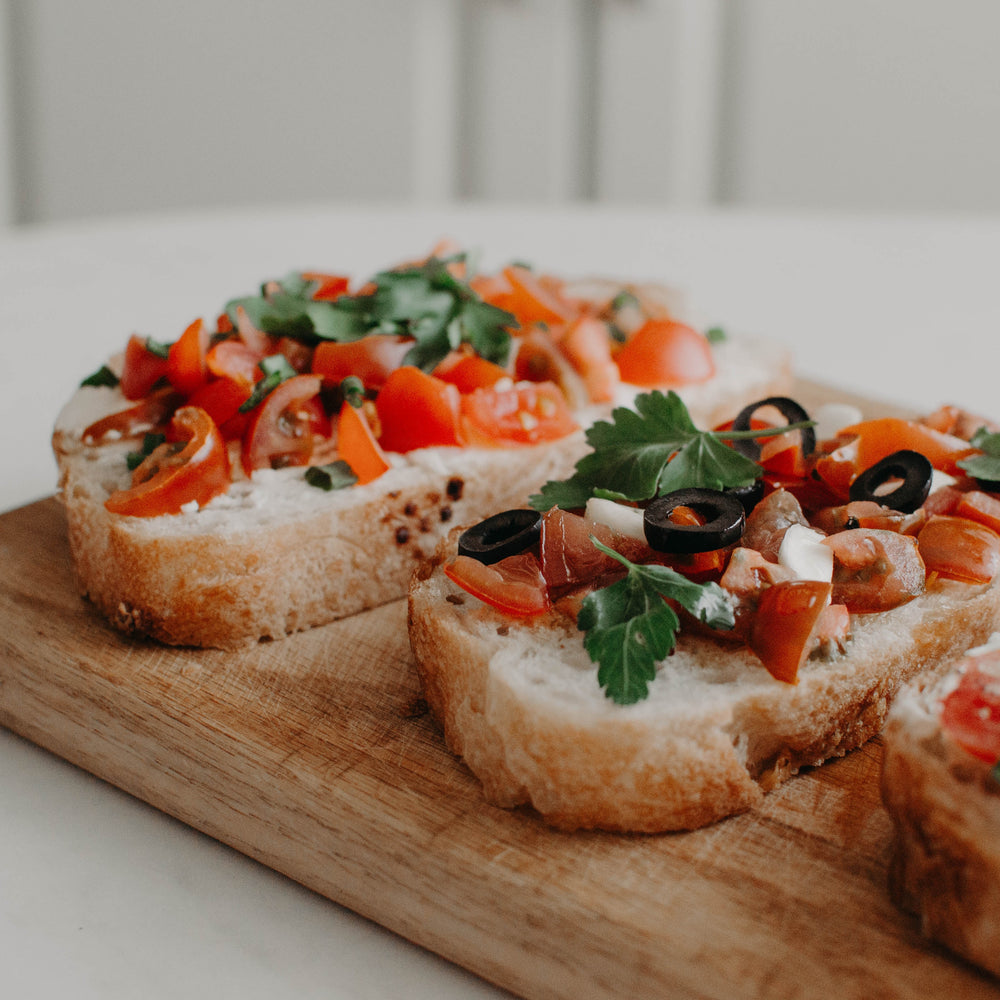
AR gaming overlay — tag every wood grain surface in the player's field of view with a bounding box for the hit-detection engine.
[2,381,998,1000]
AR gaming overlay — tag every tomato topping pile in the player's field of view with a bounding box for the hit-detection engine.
[940,650,1000,764]
[79,247,730,519]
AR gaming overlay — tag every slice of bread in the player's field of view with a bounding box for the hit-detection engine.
[881,642,1000,976]
[53,332,790,649]
[409,539,1000,833]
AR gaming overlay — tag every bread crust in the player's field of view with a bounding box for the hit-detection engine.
[409,546,1000,833]
[882,669,1000,977]
[53,334,790,649]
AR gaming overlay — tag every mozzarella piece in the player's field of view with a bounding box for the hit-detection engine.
[779,523,834,582]
[813,402,864,442]
[584,497,647,541]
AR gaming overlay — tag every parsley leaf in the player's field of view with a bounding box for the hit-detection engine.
[530,390,774,510]
[578,538,735,704]
[81,364,119,388]
[958,427,1000,483]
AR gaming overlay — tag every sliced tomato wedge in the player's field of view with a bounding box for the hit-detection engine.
[312,335,414,390]
[747,580,833,683]
[940,656,1000,763]
[83,386,183,442]
[559,315,620,403]
[120,333,170,400]
[460,381,578,447]
[166,317,210,395]
[499,265,576,327]
[837,418,979,476]
[374,366,463,452]
[206,338,265,388]
[186,376,251,438]
[301,271,351,301]
[444,553,551,617]
[104,406,231,517]
[337,401,390,484]
[614,318,715,387]
[434,353,510,393]
[241,373,327,475]
[917,515,1000,584]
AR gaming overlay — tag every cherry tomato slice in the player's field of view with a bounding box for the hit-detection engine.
[166,317,210,395]
[185,377,251,438]
[337,401,390,485]
[917,515,1000,584]
[312,335,414,390]
[241,373,326,475]
[460,381,578,447]
[500,265,576,327]
[559,316,620,403]
[374,366,463,452]
[83,386,183,442]
[104,406,231,517]
[300,272,351,301]
[837,418,979,476]
[614,318,715,387]
[206,338,265,388]
[120,334,170,401]
[434,354,511,393]
[443,553,551,617]
[940,657,1000,763]
[747,580,833,683]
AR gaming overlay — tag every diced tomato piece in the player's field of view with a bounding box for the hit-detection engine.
[241,373,327,475]
[186,377,251,438]
[559,316,620,403]
[434,354,510,393]
[917,515,1000,584]
[313,335,414,390]
[83,386,183,442]
[837,418,979,476]
[443,553,551,617]
[166,318,210,395]
[614,318,715,387]
[301,272,350,301]
[206,338,265,388]
[501,265,576,327]
[747,580,833,683]
[955,490,1000,536]
[941,656,1000,763]
[460,381,578,447]
[232,303,272,355]
[374,366,463,452]
[104,406,231,517]
[337,402,390,485]
[120,333,170,400]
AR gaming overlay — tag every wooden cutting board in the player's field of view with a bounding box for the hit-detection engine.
[2,389,998,1000]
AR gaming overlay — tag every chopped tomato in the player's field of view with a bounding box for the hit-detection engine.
[337,402,390,485]
[186,377,251,438]
[917,515,1000,584]
[499,265,576,327]
[275,336,314,373]
[434,354,510,393]
[120,334,170,400]
[614,318,715,387]
[511,326,589,409]
[823,528,925,612]
[955,490,1000,536]
[241,373,327,475]
[747,580,833,683]
[444,553,551,617]
[460,381,578,447]
[301,272,350,301]
[104,406,231,517]
[940,656,1000,763]
[206,338,265,388]
[837,418,979,476]
[559,316,620,403]
[312,335,414,390]
[232,304,272,355]
[83,386,183,442]
[374,366,463,452]
[166,318,210,395]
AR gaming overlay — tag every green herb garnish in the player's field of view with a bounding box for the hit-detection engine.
[530,390,811,510]
[705,326,727,344]
[80,365,119,388]
[224,254,516,373]
[144,336,171,359]
[304,460,359,491]
[958,427,1000,483]
[125,432,167,471]
[340,375,365,409]
[238,354,298,413]
[578,538,735,704]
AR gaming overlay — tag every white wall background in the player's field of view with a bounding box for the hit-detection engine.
[2,0,1000,225]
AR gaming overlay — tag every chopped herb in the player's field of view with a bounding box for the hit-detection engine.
[530,390,811,511]
[126,432,167,471]
[578,538,735,704]
[705,326,727,344]
[238,354,298,413]
[144,336,171,359]
[958,427,1000,482]
[81,365,119,389]
[610,290,640,312]
[340,375,365,409]
[305,460,358,491]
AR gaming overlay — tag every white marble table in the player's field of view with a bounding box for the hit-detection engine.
[2,202,999,998]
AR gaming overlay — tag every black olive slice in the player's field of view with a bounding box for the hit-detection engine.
[457,509,542,565]
[848,449,933,514]
[729,396,816,462]
[725,478,765,515]
[644,488,746,554]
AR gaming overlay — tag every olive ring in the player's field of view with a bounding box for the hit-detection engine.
[729,396,816,462]
[848,449,933,514]
[644,488,746,554]
[457,509,542,565]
